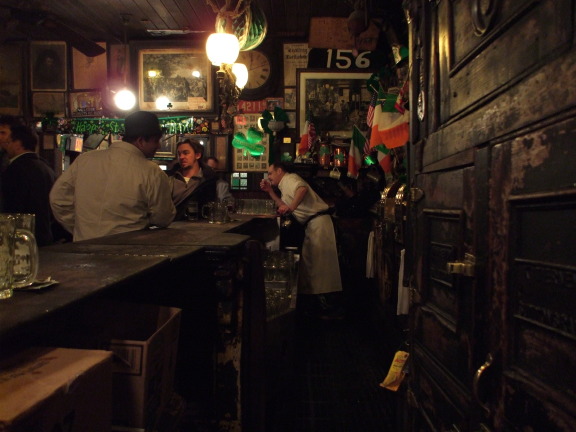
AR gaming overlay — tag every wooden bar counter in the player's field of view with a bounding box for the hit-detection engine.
[0,216,268,347]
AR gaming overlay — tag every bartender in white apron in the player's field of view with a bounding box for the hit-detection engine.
[261,163,343,318]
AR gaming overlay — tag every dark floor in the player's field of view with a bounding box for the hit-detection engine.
[265,283,404,432]
[174,278,405,432]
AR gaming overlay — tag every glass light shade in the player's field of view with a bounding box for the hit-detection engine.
[268,120,285,132]
[114,89,136,111]
[155,96,171,110]
[232,63,248,89]
[206,32,240,66]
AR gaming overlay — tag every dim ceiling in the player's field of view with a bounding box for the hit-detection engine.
[0,0,405,47]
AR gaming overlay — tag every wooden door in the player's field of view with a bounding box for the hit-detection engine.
[405,0,576,430]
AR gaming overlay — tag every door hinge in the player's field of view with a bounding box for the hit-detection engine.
[447,253,476,277]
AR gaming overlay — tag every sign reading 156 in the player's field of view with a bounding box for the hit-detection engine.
[325,49,371,69]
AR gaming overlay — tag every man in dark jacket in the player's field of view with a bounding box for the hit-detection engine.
[0,116,59,246]
[166,138,217,220]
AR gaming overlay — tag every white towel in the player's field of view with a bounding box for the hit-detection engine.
[366,231,375,278]
[397,248,410,315]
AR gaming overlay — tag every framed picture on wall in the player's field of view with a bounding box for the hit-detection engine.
[138,46,214,112]
[0,43,23,115]
[69,91,103,117]
[297,69,371,138]
[284,87,296,110]
[72,42,107,90]
[30,41,67,91]
[32,92,66,117]
[153,134,177,159]
[286,111,296,129]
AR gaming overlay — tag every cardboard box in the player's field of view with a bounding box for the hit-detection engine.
[60,301,182,431]
[0,347,112,432]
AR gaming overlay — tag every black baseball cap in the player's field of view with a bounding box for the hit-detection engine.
[123,111,163,138]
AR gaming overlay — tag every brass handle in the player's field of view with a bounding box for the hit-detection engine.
[473,353,494,415]
[447,253,476,277]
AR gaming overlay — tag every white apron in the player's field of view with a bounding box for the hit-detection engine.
[298,214,342,295]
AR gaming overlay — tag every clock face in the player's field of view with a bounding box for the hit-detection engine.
[237,50,273,98]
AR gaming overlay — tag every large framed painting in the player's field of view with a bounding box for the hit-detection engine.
[297,69,372,138]
[0,44,23,115]
[30,41,67,91]
[138,47,213,112]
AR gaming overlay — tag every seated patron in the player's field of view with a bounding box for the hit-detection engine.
[206,156,233,202]
[166,138,217,220]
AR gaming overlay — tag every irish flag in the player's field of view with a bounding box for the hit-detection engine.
[369,88,409,150]
[348,126,366,179]
[374,144,392,173]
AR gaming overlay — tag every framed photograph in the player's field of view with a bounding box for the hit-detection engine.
[69,91,103,117]
[297,69,372,138]
[72,42,107,89]
[108,44,130,88]
[154,133,177,159]
[266,98,283,111]
[138,47,213,112]
[283,43,309,86]
[0,43,22,115]
[30,41,67,91]
[284,87,296,110]
[286,111,296,129]
[32,92,66,117]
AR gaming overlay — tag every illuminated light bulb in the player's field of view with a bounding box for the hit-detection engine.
[192,70,201,78]
[232,63,248,89]
[155,96,171,110]
[114,89,136,111]
[148,70,158,78]
[206,32,240,66]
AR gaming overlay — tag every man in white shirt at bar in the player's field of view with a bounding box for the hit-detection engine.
[50,111,175,241]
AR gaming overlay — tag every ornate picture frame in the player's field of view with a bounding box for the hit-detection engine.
[297,69,372,138]
[138,46,214,112]
[30,41,67,91]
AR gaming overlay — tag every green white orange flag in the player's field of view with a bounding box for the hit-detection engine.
[348,125,366,179]
[369,86,409,150]
[374,144,392,173]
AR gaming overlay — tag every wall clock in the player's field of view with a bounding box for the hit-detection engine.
[237,49,276,100]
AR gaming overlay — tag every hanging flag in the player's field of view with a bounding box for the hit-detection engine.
[395,79,409,114]
[307,121,316,150]
[298,119,317,156]
[373,144,392,173]
[369,90,409,150]
[366,91,377,128]
[348,126,366,179]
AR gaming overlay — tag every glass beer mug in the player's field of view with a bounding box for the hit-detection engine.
[0,214,39,299]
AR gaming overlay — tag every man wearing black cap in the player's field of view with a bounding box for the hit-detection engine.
[50,111,175,241]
